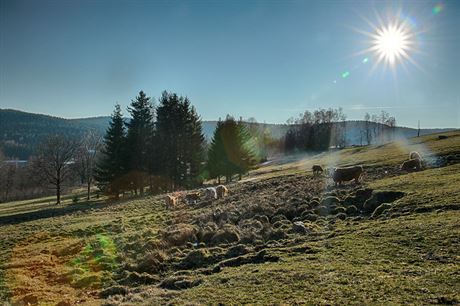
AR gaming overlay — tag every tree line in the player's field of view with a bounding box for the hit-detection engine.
[95,91,257,199]
[283,107,347,152]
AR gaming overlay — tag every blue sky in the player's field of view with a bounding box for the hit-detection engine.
[1,0,459,128]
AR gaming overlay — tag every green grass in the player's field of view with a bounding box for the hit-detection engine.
[174,211,459,305]
[1,130,459,305]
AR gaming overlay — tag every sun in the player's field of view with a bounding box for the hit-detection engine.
[355,12,419,72]
[371,23,412,67]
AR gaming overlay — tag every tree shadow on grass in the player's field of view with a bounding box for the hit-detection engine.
[0,199,126,226]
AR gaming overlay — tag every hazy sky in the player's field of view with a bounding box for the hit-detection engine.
[1,0,459,128]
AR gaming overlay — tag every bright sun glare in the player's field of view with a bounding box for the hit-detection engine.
[357,12,419,72]
[371,23,412,67]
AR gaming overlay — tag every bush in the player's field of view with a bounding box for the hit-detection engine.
[72,195,79,204]
[371,203,392,219]
[334,212,347,220]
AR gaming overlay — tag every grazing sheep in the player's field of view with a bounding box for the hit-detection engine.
[216,185,228,199]
[400,158,421,172]
[165,195,177,209]
[312,165,324,175]
[185,192,201,205]
[409,151,422,161]
[203,187,217,200]
[332,166,363,186]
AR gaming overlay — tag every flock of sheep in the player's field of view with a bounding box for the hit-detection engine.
[312,150,424,186]
[164,185,229,209]
[164,151,424,209]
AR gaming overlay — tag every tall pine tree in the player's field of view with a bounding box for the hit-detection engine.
[94,104,127,197]
[156,91,205,191]
[207,116,255,182]
[125,91,155,195]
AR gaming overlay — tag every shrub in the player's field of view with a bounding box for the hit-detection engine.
[334,212,347,220]
[72,195,79,204]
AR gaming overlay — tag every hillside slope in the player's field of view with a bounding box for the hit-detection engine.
[0,108,453,159]
[0,130,459,305]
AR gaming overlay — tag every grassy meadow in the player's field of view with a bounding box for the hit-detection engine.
[1,130,459,305]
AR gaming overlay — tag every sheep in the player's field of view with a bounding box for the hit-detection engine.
[216,185,228,199]
[185,192,201,205]
[165,195,177,209]
[203,187,217,200]
[312,165,324,175]
[331,165,363,186]
[409,151,422,161]
[400,158,421,172]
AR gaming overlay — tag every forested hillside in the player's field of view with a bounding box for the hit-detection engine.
[0,109,453,159]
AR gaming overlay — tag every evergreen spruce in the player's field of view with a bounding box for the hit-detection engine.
[94,104,127,197]
[125,91,155,195]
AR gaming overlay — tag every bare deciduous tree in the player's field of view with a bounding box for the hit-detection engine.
[75,131,102,200]
[32,135,78,204]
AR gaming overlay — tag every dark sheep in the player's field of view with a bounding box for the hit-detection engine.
[312,165,324,175]
[400,158,421,172]
[331,165,363,186]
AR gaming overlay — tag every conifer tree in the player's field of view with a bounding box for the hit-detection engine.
[125,91,155,195]
[156,91,205,190]
[94,104,127,197]
[207,116,255,182]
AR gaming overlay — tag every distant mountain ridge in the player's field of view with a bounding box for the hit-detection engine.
[0,108,454,159]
